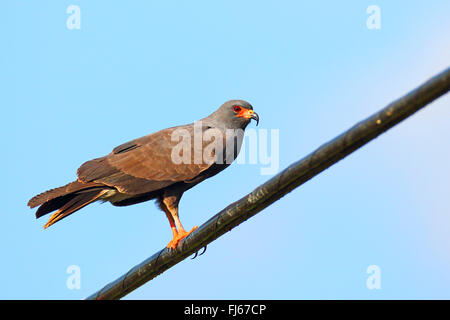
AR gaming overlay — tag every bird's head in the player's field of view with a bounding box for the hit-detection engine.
[207,100,259,129]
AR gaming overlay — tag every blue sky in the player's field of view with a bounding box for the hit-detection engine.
[1,1,449,299]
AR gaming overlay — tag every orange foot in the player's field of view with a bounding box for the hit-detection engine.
[167,226,198,250]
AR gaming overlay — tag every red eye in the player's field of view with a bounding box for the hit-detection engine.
[233,106,242,112]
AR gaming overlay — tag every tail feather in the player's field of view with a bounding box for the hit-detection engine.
[28,180,105,209]
[29,180,112,228]
[35,193,78,218]
[43,189,108,228]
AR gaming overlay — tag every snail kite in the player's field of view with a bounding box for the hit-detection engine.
[28,100,259,249]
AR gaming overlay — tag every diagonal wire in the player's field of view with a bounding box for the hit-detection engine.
[86,67,450,300]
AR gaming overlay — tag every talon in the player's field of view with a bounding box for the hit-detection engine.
[167,239,178,250]
[199,245,207,256]
[191,245,207,259]
[166,226,198,250]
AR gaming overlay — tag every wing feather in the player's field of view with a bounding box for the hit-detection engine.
[77,125,214,195]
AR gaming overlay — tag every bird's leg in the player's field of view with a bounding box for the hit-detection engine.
[164,210,178,241]
[161,195,197,250]
[173,213,198,239]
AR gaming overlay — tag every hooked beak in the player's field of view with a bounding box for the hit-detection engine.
[250,111,259,126]
[238,108,259,126]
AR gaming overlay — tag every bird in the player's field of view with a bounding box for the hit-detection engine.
[28,100,259,250]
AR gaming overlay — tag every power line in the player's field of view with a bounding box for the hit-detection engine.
[86,67,450,300]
